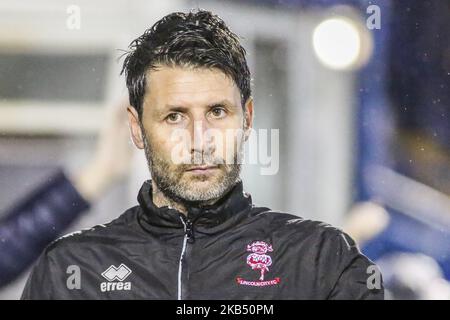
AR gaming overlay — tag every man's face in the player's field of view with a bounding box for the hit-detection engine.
[128,65,253,204]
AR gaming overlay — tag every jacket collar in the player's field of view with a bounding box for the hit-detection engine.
[137,179,252,230]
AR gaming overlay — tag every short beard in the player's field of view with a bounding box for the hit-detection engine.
[141,128,243,206]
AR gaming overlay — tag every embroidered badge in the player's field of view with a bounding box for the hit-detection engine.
[236,241,281,287]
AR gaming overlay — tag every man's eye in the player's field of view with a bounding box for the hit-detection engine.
[210,107,226,118]
[166,113,182,123]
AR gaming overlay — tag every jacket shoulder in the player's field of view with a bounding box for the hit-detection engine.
[45,205,140,254]
[252,208,345,237]
[251,208,383,299]
[250,208,364,260]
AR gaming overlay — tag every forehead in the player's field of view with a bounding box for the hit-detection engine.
[144,65,241,106]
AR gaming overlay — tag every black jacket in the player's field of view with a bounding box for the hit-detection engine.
[21,180,383,300]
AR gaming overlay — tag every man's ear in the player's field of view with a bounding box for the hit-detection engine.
[243,97,254,141]
[127,106,145,149]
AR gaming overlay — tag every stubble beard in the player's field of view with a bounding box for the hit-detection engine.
[141,129,243,206]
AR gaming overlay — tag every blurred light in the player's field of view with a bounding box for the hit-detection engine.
[344,201,390,245]
[312,16,371,71]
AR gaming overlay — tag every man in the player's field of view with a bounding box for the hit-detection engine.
[21,10,383,300]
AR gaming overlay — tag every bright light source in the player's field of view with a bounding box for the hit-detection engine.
[312,17,368,70]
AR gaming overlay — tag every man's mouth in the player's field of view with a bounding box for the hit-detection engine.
[185,165,219,174]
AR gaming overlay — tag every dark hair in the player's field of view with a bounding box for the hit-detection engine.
[121,10,251,119]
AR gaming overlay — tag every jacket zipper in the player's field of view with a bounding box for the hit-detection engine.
[177,216,194,300]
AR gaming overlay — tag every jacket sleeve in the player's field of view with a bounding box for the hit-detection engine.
[0,170,90,288]
[324,231,384,300]
[20,249,56,300]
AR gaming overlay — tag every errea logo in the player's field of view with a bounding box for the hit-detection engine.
[100,264,132,292]
[102,264,131,281]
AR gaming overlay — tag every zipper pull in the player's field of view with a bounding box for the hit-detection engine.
[185,219,195,244]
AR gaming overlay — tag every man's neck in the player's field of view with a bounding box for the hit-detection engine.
[151,180,188,215]
[151,180,221,216]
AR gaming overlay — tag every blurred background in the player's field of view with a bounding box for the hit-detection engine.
[0,0,449,299]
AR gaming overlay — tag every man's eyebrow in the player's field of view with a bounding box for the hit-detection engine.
[164,105,190,112]
[154,105,189,117]
[206,100,238,109]
[160,100,239,112]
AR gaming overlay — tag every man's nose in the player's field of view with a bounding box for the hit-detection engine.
[191,119,209,153]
